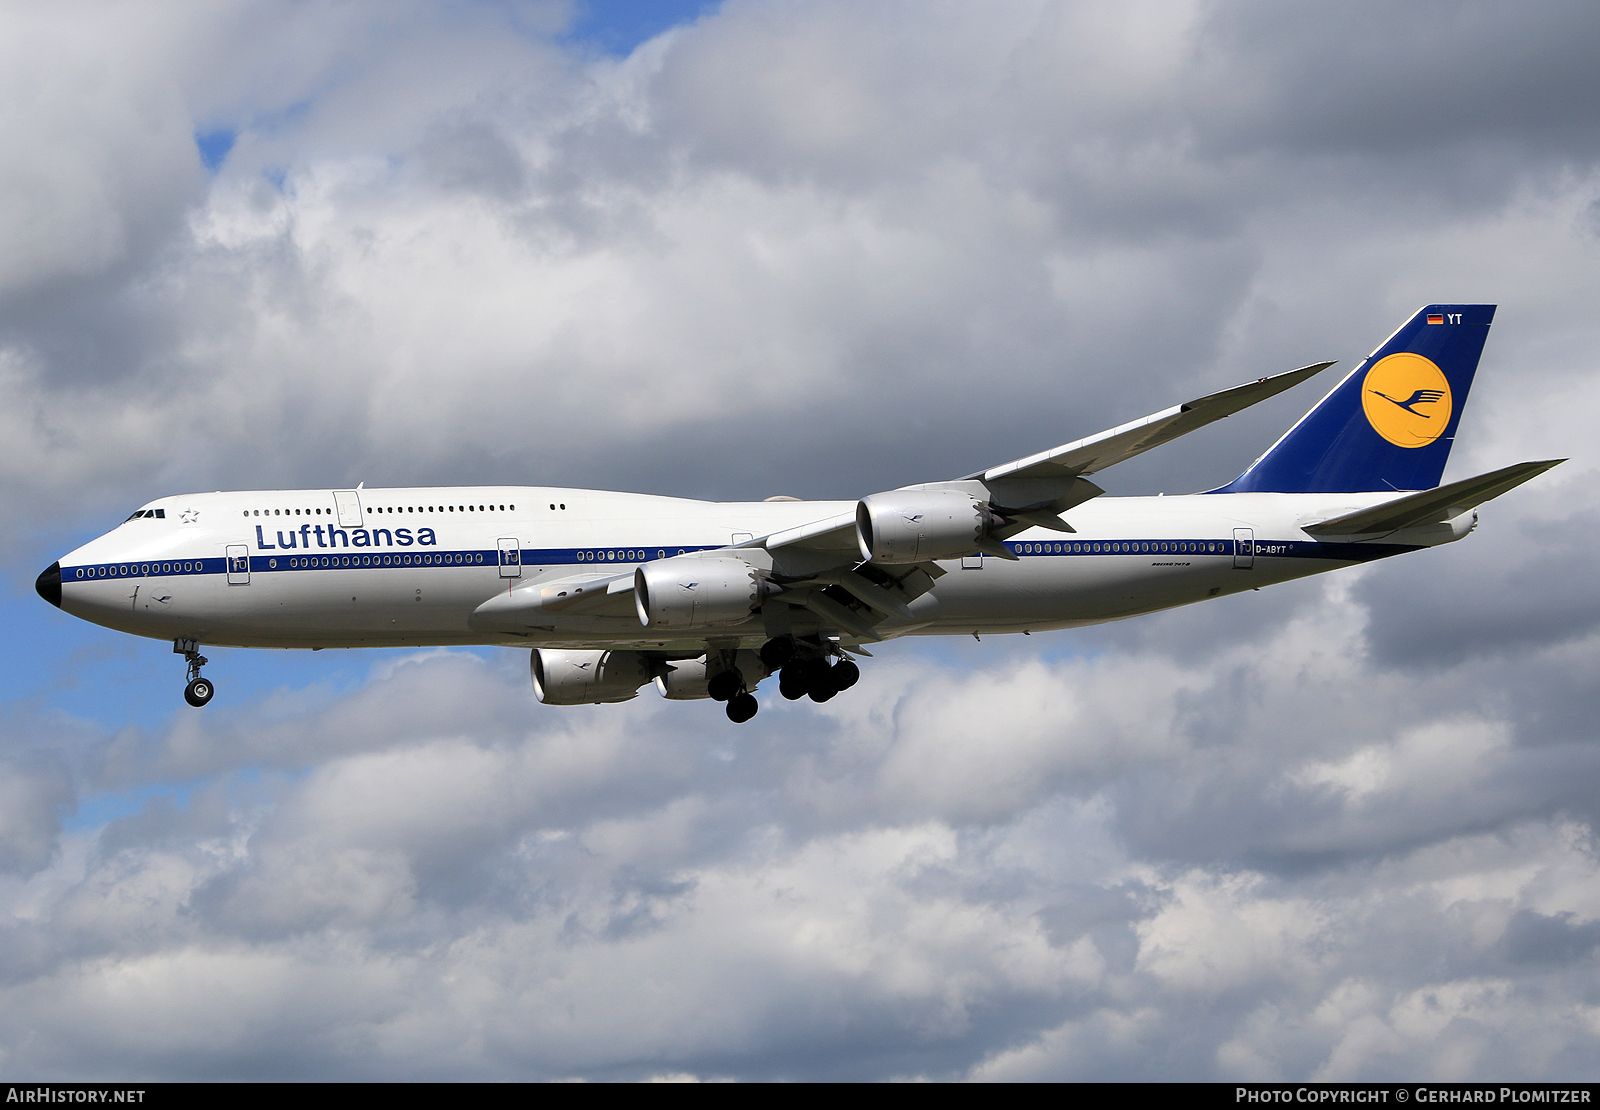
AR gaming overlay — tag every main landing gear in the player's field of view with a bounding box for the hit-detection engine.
[706,636,864,724]
[175,638,214,707]
[766,635,860,703]
[776,653,858,703]
[707,662,760,724]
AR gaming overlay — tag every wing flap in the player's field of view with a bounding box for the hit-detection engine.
[1302,459,1565,536]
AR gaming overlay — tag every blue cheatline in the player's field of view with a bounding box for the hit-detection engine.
[1214,304,1495,494]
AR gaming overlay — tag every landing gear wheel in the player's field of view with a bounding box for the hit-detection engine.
[806,663,839,702]
[759,636,796,669]
[831,659,860,691]
[175,639,212,708]
[778,664,808,701]
[726,692,759,723]
[184,677,214,707]
[707,670,742,702]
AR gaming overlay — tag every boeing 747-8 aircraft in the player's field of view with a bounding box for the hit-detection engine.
[36,305,1561,722]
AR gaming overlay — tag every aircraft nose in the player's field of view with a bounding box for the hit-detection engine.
[35,561,61,608]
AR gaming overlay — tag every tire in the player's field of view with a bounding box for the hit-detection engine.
[759,637,796,669]
[778,665,808,701]
[726,692,759,723]
[184,678,214,707]
[805,661,838,701]
[831,660,860,691]
[707,670,742,702]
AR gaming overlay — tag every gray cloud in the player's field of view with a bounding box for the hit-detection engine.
[0,752,74,876]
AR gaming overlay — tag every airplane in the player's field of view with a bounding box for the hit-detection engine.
[35,304,1562,723]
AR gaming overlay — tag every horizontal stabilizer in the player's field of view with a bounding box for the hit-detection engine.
[1302,459,1565,536]
[972,361,1335,482]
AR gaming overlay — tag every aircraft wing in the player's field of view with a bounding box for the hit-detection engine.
[967,361,1335,482]
[1302,459,1565,536]
[740,359,1338,638]
[741,510,858,556]
[750,360,1335,559]
[470,568,637,631]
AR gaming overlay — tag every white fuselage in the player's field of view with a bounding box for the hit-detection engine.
[52,485,1464,653]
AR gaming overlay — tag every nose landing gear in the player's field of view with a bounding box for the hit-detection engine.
[175,639,214,707]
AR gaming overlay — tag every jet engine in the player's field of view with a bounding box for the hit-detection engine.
[634,556,776,629]
[531,648,654,705]
[655,650,771,700]
[855,489,1004,564]
[655,656,710,700]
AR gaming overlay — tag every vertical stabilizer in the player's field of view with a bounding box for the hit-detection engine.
[1216,304,1494,493]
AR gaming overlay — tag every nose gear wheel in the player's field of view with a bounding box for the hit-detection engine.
[175,639,214,707]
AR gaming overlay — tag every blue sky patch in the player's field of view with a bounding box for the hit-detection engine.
[565,0,721,56]
[195,128,236,173]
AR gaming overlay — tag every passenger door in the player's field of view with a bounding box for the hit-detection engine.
[333,489,365,528]
[1233,527,1255,570]
[226,545,251,585]
[497,537,521,578]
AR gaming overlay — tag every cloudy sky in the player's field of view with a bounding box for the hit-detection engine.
[2,0,1599,1081]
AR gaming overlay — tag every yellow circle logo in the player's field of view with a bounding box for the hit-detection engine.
[1362,352,1452,448]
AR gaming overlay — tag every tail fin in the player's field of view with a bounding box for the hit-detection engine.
[1216,304,1495,493]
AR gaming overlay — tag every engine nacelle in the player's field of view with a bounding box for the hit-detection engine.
[635,556,773,629]
[655,656,710,700]
[531,648,654,705]
[654,649,771,700]
[856,489,999,564]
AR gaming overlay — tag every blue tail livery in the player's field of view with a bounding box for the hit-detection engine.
[1216,304,1495,493]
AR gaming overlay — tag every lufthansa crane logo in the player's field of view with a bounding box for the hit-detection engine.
[1362,352,1452,448]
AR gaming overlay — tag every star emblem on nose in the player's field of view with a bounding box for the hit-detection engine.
[180,509,200,524]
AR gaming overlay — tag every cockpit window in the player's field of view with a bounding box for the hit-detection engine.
[123,509,166,521]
